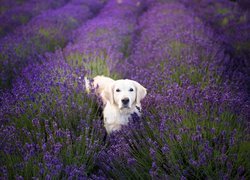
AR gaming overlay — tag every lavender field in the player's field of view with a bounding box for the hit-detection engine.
[0,0,249,179]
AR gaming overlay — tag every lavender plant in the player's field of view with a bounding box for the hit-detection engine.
[0,52,106,178]
[98,2,249,179]
[1,0,147,178]
[179,0,250,94]
[0,0,105,89]
[0,0,27,15]
[64,0,145,77]
[0,0,69,39]
[0,0,249,179]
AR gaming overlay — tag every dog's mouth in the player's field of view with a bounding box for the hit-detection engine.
[121,105,130,109]
[119,105,133,114]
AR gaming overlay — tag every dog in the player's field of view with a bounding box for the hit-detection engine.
[85,75,147,134]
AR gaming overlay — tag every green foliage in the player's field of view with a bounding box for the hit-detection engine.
[37,28,66,52]
[169,40,187,60]
[14,43,30,58]
[0,6,7,14]
[66,52,120,79]
[12,15,30,24]
[217,8,230,15]
[158,40,222,88]
[221,17,229,26]
[120,100,247,179]
[121,36,132,58]
[65,17,78,29]
[1,69,104,178]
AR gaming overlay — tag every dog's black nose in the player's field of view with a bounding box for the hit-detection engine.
[122,98,129,105]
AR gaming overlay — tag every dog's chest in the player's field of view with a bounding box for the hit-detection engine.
[103,104,130,125]
[103,103,139,133]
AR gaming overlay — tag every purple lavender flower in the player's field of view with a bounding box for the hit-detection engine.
[127,158,137,166]
[0,0,105,89]
[0,0,249,179]
[64,0,145,74]
[0,0,69,39]
[149,162,159,178]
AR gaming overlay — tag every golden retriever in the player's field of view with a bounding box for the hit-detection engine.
[85,75,147,134]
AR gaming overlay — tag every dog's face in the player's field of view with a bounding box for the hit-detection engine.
[113,80,137,110]
[103,79,147,111]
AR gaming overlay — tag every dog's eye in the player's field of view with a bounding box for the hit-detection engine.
[116,89,121,92]
[129,88,134,92]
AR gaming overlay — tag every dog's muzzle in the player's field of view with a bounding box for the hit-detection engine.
[121,98,130,108]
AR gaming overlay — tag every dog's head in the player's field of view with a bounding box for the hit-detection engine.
[103,79,147,112]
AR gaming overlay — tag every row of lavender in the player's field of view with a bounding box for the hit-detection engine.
[0,0,105,89]
[0,0,249,179]
[100,1,249,179]
[63,0,146,76]
[0,0,146,178]
[179,0,250,94]
[0,0,69,39]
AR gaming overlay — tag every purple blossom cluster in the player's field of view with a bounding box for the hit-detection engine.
[179,0,250,94]
[0,0,249,179]
[64,0,146,74]
[98,1,249,179]
[0,0,69,39]
[0,0,105,89]
[0,0,27,15]
[0,52,106,178]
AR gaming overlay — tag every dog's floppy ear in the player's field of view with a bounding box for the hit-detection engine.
[102,82,114,105]
[93,75,115,95]
[131,80,147,106]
